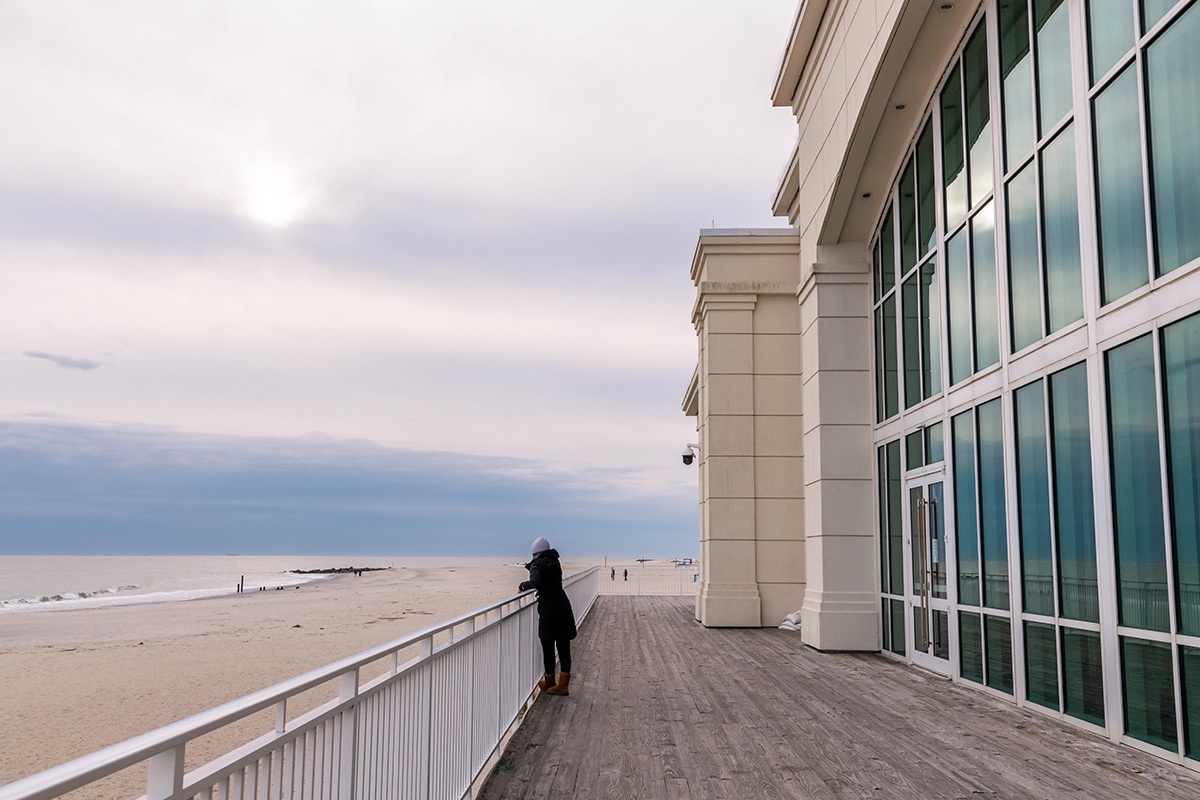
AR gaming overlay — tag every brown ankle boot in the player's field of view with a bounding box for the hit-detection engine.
[545,672,571,695]
[538,673,555,691]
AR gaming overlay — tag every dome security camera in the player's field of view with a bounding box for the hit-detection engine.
[682,443,700,466]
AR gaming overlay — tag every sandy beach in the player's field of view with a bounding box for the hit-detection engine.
[0,558,589,793]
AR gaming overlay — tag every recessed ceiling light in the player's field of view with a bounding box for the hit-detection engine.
[940,2,954,8]
[895,103,906,110]
[862,193,872,199]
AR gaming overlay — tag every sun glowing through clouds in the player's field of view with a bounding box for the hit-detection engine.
[241,159,310,227]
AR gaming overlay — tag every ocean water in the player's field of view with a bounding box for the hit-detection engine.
[0,554,407,614]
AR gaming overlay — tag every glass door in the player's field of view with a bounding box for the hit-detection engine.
[906,476,951,674]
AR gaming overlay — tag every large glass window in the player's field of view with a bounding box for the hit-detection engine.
[1147,1,1200,277]
[1035,0,1073,132]
[1182,645,1200,758]
[1093,65,1150,304]
[964,26,994,206]
[1007,163,1041,351]
[1049,364,1099,623]
[1015,380,1054,616]
[1042,126,1083,331]
[979,398,1010,610]
[1088,0,1135,81]
[1063,628,1105,725]
[986,616,1015,694]
[961,611,985,683]
[1025,621,1059,708]
[948,229,972,384]
[1107,334,1169,632]
[943,66,967,227]
[954,410,981,606]
[878,441,904,597]
[973,205,1001,372]
[1122,637,1178,750]
[1163,312,1200,635]
[1001,0,1035,165]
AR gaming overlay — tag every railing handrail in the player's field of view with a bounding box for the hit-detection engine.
[0,566,599,800]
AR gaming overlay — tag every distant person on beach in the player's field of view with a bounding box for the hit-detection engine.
[519,537,576,696]
[623,569,627,581]
[611,567,615,581]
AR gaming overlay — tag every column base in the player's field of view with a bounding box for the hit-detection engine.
[698,582,762,627]
[799,589,878,650]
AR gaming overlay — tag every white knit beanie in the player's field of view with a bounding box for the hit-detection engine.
[531,536,551,555]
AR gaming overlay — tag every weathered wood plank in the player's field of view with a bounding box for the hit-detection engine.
[478,596,1200,800]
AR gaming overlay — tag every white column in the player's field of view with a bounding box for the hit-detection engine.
[798,260,879,650]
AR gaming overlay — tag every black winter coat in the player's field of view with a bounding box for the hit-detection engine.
[519,549,577,640]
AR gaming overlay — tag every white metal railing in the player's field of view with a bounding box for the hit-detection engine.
[597,565,699,596]
[0,567,601,800]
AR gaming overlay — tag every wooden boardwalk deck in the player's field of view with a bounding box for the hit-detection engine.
[479,595,1200,800]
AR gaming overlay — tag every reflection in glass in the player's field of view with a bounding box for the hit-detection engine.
[954,411,981,605]
[878,447,890,594]
[906,430,924,470]
[1063,628,1105,725]
[943,66,967,226]
[890,598,906,655]
[931,482,947,600]
[1143,0,1177,32]
[881,598,890,651]
[918,122,937,254]
[1181,645,1200,759]
[1122,637,1178,750]
[911,487,925,591]
[948,230,972,384]
[883,296,899,419]
[933,609,949,660]
[914,605,928,652]
[1163,312,1200,635]
[1147,3,1200,276]
[900,160,918,276]
[887,441,903,595]
[1107,335,1169,631]
[1036,0,1073,133]
[1042,126,1083,331]
[1008,163,1042,351]
[973,204,1000,372]
[921,260,941,398]
[1001,0,1035,165]
[881,210,896,294]
[960,611,984,683]
[986,615,1014,694]
[903,273,922,409]
[980,398,1010,610]
[1094,66,1150,304]
[1049,364,1099,622]
[926,421,945,464]
[1025,622,1059,709]
[1016,381,1054,616]
[1088,0,1135,82]
[964,25,994,205]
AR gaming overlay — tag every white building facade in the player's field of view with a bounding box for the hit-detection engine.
[686,0,1200,767]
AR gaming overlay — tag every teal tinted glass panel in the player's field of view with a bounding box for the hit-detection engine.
[979,398,1010,610]
[1094,65,1150,304]
[890,598,906,655]
[1001,0,1036,165]
[873,240,883,302]
[943,66,968,226]
[986,615,1015,694]
[887,440,903,593]
[1025,622,1059,709]
[973,204,1000,371]
[1008,162,1042,351]
[1042,125,1083,332]
[883,296,899,419]
[903,273,922,409]
[948,230,972,384]
[1183,645,1200,758]
[921,260,941,398]
[881,211,896,294]
[1147,4,1200,275]
[960,611,985,683]
[933,609,949,660]
[906,431,924,470]
[876,307,887,422]
[1122,637,1178,750]
[1107,335,1169,631]
[917,122,936,254]
[1143,0,1177,30]
[1035,0,1073,133]
[964,25,994,205]
[954,410,981,605]
[1016,381,1055,616]
[900,160,919,276]
[1063,628,1105,725]
[878,447,890,594]
[1088,0,1135,82]
[881,598,890,650]
[926,421,944,464]
[1049,364,1100,622]
[1163,312,1200,635]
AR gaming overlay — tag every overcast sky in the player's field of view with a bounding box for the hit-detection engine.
[0,1,797,557]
